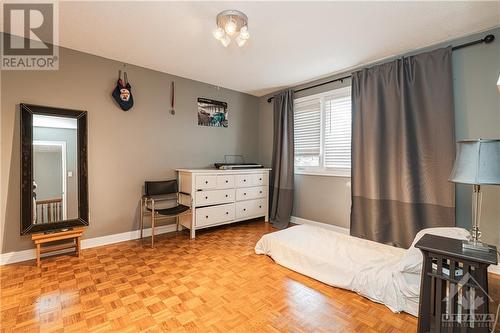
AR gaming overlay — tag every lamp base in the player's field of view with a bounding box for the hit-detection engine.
[462,239,493,252]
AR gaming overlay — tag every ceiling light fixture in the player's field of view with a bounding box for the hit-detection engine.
[213,10,250,48]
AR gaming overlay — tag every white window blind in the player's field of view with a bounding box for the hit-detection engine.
[294,98,321,157]
[293,86,351,176]
[324,93,351,169]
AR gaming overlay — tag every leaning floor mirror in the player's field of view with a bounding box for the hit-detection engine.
[20,104,88,234]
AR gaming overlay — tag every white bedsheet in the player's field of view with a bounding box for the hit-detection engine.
[255,224,419,316]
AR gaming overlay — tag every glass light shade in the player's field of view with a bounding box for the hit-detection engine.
[212,27,225,40]
[220,34,231,47]
[225,18,237,36]
[236,35,247,47]
[497,73,500,92]
[239,26,250,40]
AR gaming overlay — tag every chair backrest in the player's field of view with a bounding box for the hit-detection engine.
[145,180,178,196]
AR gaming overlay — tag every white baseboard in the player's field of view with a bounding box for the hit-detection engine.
[290,216,500,276]
[290,216,350,235]
[0,224,177,266]
[81,224,176,249]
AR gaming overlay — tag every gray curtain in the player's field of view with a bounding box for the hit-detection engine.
[270,89,295,229]
[350,47,456,248]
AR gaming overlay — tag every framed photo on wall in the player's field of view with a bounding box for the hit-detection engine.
[197,98,228,128]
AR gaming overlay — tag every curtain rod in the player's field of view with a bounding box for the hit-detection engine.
[267,34,495,103]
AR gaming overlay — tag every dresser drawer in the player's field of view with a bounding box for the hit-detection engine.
[196,203,235,227]
[195,189,234,207]
[196,175,217,190]
[236,174,253,188]
[216,175,235,189]
[252,173,266,186]
[235,199,266,219]
[235,186,267,201]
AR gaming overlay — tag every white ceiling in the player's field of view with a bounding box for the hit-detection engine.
[39,2,500,96]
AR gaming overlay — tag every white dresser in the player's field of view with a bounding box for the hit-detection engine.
[176,168,271,239]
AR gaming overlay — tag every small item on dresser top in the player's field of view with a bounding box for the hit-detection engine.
[112,70,134,111]
[214,154,263,169]
[214,163,263,170]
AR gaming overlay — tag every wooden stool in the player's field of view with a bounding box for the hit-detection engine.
[31,227,85,267]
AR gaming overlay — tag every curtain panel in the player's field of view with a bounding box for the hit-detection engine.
[270,89,295,229]
[350,47,456,248]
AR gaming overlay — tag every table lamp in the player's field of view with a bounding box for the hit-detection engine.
[449,139,500,252]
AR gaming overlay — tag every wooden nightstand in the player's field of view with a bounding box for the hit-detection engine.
[415,234,498,333]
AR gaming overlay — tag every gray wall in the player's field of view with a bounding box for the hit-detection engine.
[1,45,259,253]
[259,28,500,249]
[33,127,78,218]
[453,28,500,249]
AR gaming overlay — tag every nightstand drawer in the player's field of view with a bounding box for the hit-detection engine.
[196,203,235,227]
[236,186,266,201]
[195,189,234,207]
[235,199,266,219]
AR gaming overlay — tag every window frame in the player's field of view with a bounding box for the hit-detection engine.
[294,86,352,178]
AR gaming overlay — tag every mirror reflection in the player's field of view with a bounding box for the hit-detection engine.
[32,115,78,224]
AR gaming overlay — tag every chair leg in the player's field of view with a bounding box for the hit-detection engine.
[140,198,144,239]
[151,200,155,248]
[151,213,155,248]
[176,216,179,232]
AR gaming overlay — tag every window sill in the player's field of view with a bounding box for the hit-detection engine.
[294,170,351,178]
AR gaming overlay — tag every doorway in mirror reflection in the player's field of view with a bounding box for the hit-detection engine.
[33,115,78,224]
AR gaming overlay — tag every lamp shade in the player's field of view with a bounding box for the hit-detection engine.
[449,139,500,185]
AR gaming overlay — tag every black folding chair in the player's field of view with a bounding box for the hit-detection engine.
[140,180,191,247]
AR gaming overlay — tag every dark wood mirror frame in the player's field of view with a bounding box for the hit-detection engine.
[20,103,89,234]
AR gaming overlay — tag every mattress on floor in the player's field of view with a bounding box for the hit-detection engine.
[255,224,419,316]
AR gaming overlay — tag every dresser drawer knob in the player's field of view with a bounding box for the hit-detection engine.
[205,215,208,219]
[259,205,262,208]
[243,193,247,195]
[243,179,246,182]
[205,181,208,184]
[259,191,262,194]
[226,212,229,215]
[243,208,246,211]
[225,180,228,183]
[259,178,262,181]
[225,194,228,197]
[205,196,208,199]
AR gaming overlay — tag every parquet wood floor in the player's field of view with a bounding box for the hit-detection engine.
[0,220,495,333]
